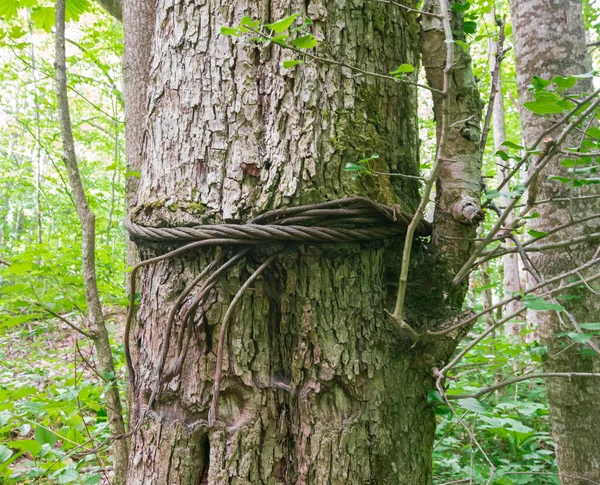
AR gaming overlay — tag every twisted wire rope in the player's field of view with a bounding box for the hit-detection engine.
[124,196,430,428]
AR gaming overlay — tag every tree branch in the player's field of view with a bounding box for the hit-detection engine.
[448,373,600,400]
[453,92,600,284]
[392,0,453,325]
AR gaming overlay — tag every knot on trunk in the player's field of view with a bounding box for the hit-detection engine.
[451,196,483,225]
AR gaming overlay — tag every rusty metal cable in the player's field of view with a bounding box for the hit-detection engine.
[124,196,430,429]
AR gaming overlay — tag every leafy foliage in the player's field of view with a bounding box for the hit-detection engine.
[0,3,126,483]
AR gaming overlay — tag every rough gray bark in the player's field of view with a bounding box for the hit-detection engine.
[122,0,154,213]
[54,1,129,483]
[122,0,155,284]
[509,0,600,482]
[123,1,480,483]
[421,0,483,309]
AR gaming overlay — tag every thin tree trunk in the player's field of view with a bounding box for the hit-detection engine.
[54,2,129,483]
[488,9,524,340]
[509,0,600,482]
[28,14,43,245]
[123,1,481,483]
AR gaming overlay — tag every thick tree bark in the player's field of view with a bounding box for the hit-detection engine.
[509,0,600,482]
[123,1,478,483]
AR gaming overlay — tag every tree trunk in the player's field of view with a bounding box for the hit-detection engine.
[123,1,477,483]
[509,0,600,482]
[488,11,524,340]
[54,1,129,482]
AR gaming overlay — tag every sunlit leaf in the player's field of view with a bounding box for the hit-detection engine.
[521,296,563,312]
[293,34,317,49]
[265,13,299,33]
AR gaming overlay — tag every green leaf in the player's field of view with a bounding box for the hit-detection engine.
[524,100,568,115]
[8,25,26,39]
[502,141,524,150]
[0,445,13,463]
[390,64,415,75]
[528,229,548,238]
[34,425,58,447]
[427,390,443,404]
[581,323,600,331]
[83,475,102,485]
[463,21,477,35]
[484,189,501,200]
[566,332,592,344]
[6,439,41,456]
[344,163,365,172]
[561,158,578,168]
[496,150,509,161]
[548,175,572,184]
[531,76,552,90]
[587,126,600,139]
[552,75,577,90]
[57,468,79,484]
[31,6,55,33]
[290,16,313,33]
[0,0,18,20]
[220,26,240,36]
[451,2,471,12]
[265,13,299,33]
[124,170,141,179]
[65,0,91,22]
[574,177,600,186]
[292,34,317,49]
[521,296,564,312]
[358,154,379,164]
[457,398,489,413]
[239,16,260,29]
[271,33,289,46]
[529,345,547,356]
[283,59,303,69]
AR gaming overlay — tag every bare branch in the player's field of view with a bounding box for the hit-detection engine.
[392,0,453,325]
[448,373,600,400]
[436,270,600,374]
[375,0,443,18]
[480,18,505,156]
[245,27,444,95]
[428,251,600,336]
[454,92,600,284]
[55,1,128,479]
[34,303,93,339]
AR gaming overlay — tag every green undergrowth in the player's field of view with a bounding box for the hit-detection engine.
[0,316,127,485]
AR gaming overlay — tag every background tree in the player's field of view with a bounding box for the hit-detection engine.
[509,0,600,482]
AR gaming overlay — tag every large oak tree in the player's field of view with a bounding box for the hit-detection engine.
[121,0,482,482]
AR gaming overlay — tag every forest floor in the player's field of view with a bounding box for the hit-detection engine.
[0,309,127,484]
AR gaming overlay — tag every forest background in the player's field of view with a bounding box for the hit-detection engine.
[0,0,600,483]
